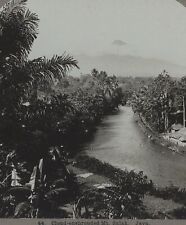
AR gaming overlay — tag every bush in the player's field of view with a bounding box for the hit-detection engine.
[150,185,186,205]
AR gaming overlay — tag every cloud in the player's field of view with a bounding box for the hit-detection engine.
[112,40,127,46]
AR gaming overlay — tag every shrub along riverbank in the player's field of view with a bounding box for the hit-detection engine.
[74,154,186,219]
[131,71,186,152]
[74,154,153,218]
[75,155,153,194]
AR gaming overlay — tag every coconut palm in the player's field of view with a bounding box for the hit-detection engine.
[0,0,79,103]
[0,0,79,149]
[0,0,79,217]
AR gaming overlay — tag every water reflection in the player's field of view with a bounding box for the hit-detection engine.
[83,106,186,187]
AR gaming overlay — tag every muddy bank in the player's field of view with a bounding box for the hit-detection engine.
[134,113,186,153]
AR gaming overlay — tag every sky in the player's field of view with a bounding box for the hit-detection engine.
[26,0,186,75]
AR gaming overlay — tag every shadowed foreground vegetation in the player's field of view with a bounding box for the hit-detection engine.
[0,0,134,218]
[74,155,153,218]
[75,155,186,219]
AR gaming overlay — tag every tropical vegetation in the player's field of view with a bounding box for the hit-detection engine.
[132,70,186,133]
[1,0,183,219]
[0,0,135,218]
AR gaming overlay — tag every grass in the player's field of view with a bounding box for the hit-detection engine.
[73,154,186,219]
[143,194,182,219]
[74,154,153,197]
[68,164,112,189]
[150,185,186,206]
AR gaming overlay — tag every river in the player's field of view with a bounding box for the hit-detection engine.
[83,106,186,187]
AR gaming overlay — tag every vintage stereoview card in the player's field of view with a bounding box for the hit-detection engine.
[0,0,186,225]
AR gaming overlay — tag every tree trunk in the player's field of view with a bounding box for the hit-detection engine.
[183,96,185,128]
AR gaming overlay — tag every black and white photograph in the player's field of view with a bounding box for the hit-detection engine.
[1,0,186,221]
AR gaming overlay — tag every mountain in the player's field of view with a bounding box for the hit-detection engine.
[71,54,186,77]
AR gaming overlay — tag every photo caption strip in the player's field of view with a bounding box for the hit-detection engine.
[0,220,186,225]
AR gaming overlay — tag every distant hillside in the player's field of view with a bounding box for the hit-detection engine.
[71,54,186,77]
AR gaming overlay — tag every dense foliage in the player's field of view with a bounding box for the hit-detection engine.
[132,71,186,133]
[1,0,184,219]
[75,155,153,219]
[0,0,126,218]
[118,76,153,105]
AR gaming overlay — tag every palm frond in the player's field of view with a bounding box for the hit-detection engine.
[52,178,66,188]
[26,54,79,85]
[6,186,31,196]
[14,201,32,218]
[0,1,39,59]
[0,0,27,20]
[45,187,69,202]
[1,0,27,15]
[17,9,39,57]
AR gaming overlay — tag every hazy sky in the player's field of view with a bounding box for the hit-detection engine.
[28,0,186,67]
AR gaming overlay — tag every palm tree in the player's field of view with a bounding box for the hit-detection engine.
[0,0,79,103]
[0,0,79,217]
[0,0,79,147]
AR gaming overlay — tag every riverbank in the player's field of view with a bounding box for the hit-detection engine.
[68,155,186,219]
[134,112,186,153]
[64,107,186,218]
[81,106,186,187]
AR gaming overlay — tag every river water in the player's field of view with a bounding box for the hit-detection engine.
[83,106,186,187]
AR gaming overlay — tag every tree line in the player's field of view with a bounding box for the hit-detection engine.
[132,70,186,133]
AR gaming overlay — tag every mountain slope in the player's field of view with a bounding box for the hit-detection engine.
[72,54,186,77]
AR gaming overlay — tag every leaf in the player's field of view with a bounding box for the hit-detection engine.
[45,187,69,202]
[1,0,27,18]
[52,178,67,188]
[25,54,79,86]
[6,186,31,196]
[0,0,39,59]
[14,201,32,218]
